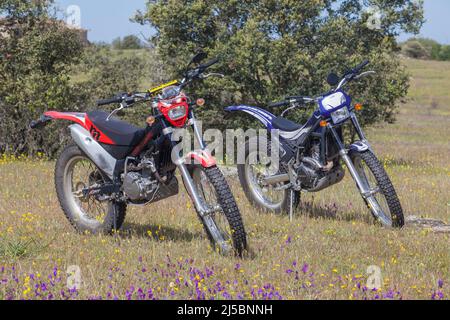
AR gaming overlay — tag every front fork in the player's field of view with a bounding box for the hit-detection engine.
[326,113,372,199]
[161,116,210,216]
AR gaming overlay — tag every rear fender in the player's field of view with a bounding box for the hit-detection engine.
[44,111,87,128]
[225,105,275,130]
[185,149,217,168]
[41,111,115,145]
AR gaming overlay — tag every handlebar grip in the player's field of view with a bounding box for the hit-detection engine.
[354,60,370,73]
[30,115,52,129]
[268,100,289,108]
[97,96,122,107]
[285,96,304,102]
[199,57,219,69]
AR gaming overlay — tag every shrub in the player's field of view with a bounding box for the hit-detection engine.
[112,35,143,50]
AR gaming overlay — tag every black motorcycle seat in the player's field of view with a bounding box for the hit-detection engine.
[272,117,304,132]
[87,111,146,146]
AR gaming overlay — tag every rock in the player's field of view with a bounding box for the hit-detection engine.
[405,215,450,234]
[432,226,450,234]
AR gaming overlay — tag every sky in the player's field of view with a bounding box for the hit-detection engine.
[55,0,450,44]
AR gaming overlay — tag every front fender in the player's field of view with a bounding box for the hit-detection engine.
[225,105,275,130]
[349,141,371,153]
[185,149,217,168]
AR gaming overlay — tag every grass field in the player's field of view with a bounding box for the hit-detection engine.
[0,58,448,300]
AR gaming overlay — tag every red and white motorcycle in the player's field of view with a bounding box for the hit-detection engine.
[31,52,247,256]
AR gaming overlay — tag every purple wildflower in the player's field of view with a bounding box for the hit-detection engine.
[301,263,309,274]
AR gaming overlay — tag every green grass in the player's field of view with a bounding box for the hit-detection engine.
[0,58,448,300]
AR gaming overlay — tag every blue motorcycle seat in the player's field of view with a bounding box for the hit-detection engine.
[272,117,303,132]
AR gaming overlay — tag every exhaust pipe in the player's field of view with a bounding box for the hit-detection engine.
[69,124,117,179]
[261,173,290,186]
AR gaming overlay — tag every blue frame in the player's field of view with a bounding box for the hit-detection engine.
[225,105,276,130]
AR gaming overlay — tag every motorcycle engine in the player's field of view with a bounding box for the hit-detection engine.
[123,157,159,201]
[296,140,343,191]
[123,172,158,201]
[296,158,321,189]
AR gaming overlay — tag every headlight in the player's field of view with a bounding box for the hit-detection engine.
[331,107,350,124]
[168,106,187,120]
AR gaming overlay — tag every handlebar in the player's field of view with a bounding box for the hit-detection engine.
[97,56,220,107]
[199,58,219,70]
[268,96,315,108]
[352,59,370,74]
[268,100,289,108]
[266,60,372,109]
[97,93,141,107]
[337,60,372,90]
[183,57,220,85]
[97,96,123,107]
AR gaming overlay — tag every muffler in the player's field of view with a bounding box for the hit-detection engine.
[69,124,117,179]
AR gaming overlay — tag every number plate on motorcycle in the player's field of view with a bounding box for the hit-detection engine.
[331,107,350,124]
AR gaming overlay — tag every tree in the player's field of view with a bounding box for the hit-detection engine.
[112,37,123,49]
[0,0,85,156]
[112,35,143,50]
[121,35,143,49]
[135,0,424,129]
[74,46,161,127]
[436,45,450,61]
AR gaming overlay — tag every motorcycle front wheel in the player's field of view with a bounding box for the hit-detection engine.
[190,165,247,256]
[350,150,404,228]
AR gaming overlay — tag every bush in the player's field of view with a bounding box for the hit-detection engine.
[73,46,160,127]
[401,41,431,59]
[0,0,86,157]
[0,2,159,158]
[112,35,143,50]
[401,38,450,61]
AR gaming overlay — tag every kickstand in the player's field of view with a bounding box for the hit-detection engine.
[289,189,294,222]
[113,202,119,242]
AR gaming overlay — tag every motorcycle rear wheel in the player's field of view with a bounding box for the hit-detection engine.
[55,144,126,234]
[237,139,299,214]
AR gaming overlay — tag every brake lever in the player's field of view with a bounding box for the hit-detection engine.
[106,102,127,121]
[281,102,303,117]
[354,71,376,80]
[200,73,225,79]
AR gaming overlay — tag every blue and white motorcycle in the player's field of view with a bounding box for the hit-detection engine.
[226,60,404,228]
